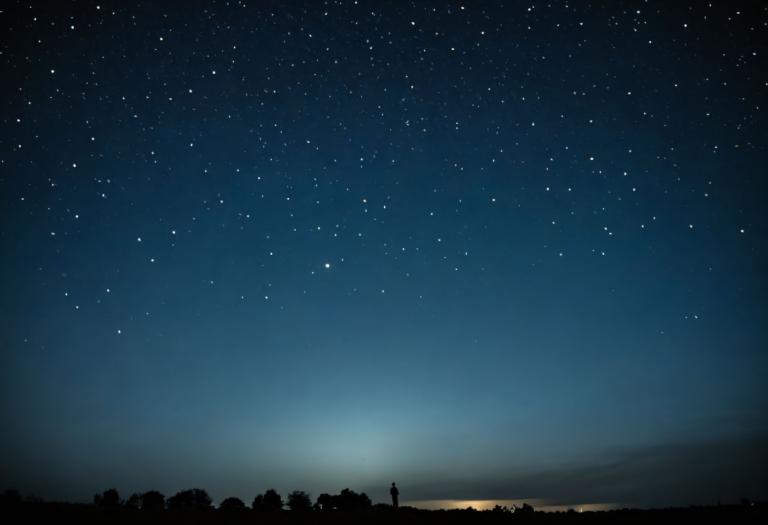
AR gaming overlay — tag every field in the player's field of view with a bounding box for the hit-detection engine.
[2,501,766,525]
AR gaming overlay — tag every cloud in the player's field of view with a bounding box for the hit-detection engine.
[404,434,768,508]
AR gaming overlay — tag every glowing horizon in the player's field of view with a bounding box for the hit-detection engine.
[405,499,619,512]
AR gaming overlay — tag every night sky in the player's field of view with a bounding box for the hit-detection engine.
[1,0,767,510]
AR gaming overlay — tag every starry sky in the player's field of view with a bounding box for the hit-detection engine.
[1,0,767,510]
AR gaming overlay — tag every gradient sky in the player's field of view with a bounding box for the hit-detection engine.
[1,0,766,509]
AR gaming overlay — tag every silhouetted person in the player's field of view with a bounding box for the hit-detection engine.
[390,482,399,508]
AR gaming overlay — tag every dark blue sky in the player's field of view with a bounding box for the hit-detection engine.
[1,0,766,509]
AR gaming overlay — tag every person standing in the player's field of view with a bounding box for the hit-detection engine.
[390,482,399,508]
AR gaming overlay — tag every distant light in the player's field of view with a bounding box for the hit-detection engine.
[324,262,331,269]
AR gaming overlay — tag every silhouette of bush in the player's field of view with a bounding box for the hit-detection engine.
[126,491,165,511]
[516,502,535,514]
[287,491,312,512]
[142,490,165,511]
[252,489,282,511]
[126,493,141,510]
[338,488,372,510]
[219,497,247,512]
[314,488,372,511]
[314,493,333,511]
[94,488,121,508]
[167,489,212,511]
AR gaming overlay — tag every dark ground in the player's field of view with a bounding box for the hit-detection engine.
[2,501,767,525]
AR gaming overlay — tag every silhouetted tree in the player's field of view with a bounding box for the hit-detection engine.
[315,493,333,511]
[287,491,312,512]
[94,488,121,508]
[252,489,283,511]
[338,488,371,511]
[167,489,212,511]
[263,489,283,512]
[314,489,371,512]
[142,490,165,511]
[125,491,164,511]
[219,497,247,512]
[125,493,141,510]
[264,489,283,511]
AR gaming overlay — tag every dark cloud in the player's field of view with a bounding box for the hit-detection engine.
[406,434,768,507]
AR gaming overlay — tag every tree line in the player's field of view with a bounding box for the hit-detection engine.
[93,487,376,512]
